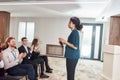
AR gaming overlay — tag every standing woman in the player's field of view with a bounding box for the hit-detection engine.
[59,17,83,80]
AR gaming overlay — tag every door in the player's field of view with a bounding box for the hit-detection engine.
[80,24,103,60]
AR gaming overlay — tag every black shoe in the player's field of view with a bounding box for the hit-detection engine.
[40,74,49,78]
[49,68,53,70]
[36,74,38,77]
[46,70,52,73]
[47,67,53,70]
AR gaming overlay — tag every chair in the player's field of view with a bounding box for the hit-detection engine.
[6,75,27,80]
[5,71,28,80]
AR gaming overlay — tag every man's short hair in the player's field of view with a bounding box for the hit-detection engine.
[21,37,27,41]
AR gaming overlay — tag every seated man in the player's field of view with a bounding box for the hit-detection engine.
[0,42,18,80]
[0,56,19,80]
[18,37,49,78]
[2,37,37,80]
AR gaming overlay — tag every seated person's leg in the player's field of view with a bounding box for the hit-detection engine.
[19,64,37,80]
[6,65,27,76]
[31,58,49,78]
[32,64,38,77]
[0,68,19,80]
[7,64,37,80]
[40,56,53,71]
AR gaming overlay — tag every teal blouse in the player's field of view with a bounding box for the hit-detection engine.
[65,29,80,59]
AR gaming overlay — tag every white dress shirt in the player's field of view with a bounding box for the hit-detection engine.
[2,48,22,69]
[23,45,28,53]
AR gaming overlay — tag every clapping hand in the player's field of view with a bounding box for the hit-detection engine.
[18,53,26,60]
[22,53,27,58]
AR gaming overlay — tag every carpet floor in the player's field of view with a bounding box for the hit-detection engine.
[23,57,107,80]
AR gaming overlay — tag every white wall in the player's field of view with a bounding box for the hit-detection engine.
[101,21,110,60]
[103,21,110,44]
[9,17,110,55]
[34,17,70,54]
[10,17,70,54]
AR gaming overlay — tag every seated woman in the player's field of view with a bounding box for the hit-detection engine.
[31,38,53,73]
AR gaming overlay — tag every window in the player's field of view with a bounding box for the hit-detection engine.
[18,22,35,42]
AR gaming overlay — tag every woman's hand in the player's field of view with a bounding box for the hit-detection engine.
[59,38,67,44]
[31,45,40,53]
[59,38,77,50]
[34,46,39,51]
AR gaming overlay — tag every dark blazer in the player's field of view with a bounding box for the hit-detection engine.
[18,45,32,64]
[65,29,80,59]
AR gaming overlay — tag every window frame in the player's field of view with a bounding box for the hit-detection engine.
[18,21,35,42]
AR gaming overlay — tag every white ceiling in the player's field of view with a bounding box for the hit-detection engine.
[0,0,120,19]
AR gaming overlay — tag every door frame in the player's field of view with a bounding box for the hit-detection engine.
[81,23,103,61]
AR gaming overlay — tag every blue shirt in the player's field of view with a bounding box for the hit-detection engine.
[65,29,80,59]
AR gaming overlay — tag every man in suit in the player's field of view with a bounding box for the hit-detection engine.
[18,37,49,78]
